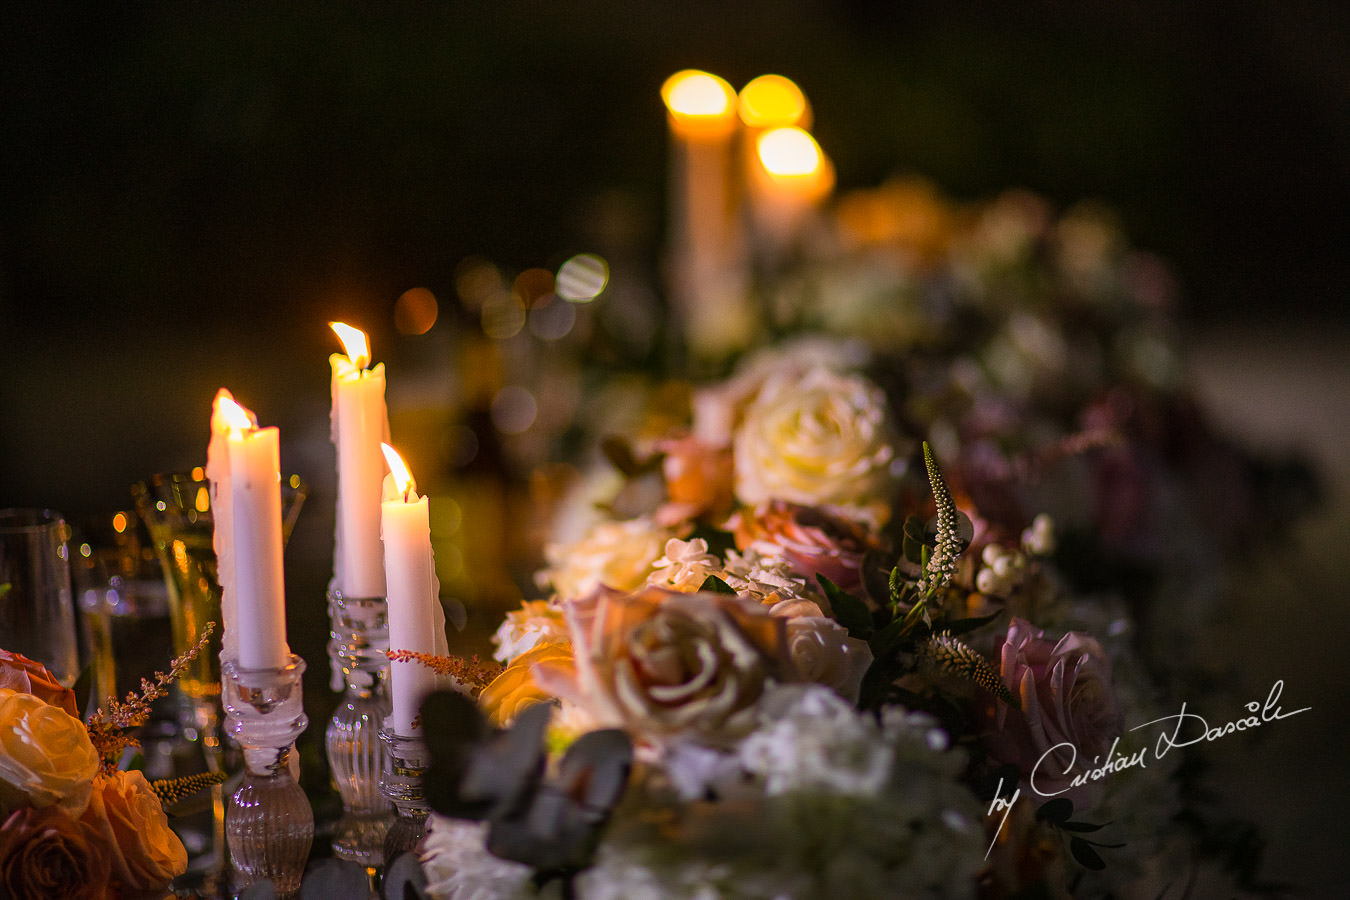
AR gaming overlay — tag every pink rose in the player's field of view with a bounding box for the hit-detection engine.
[0,649,78,717]
[80,770,189,891]
[731,501,873,595]
[980,617,1123,806]
[0,805,113,900]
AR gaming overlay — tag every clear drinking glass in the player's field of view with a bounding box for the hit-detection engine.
[0,509,80,685]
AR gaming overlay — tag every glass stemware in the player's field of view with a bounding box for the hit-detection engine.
[0,509,79,685]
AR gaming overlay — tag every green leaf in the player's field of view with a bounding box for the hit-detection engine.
[817,575,872,637]
[688,523,737,559]
[942,610,1003,637]
[72,664,94,721]
[1060,820,1108,834]
[1069,837,1107,871]
[699,575,736,595]
[869,616,911,659]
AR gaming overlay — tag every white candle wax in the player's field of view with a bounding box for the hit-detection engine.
[381,468,439,735]
[330,351,389,599]
[207,389,290,671]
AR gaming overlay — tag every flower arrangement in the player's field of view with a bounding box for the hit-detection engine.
[396,343,1239,899]
[0,629,221,900]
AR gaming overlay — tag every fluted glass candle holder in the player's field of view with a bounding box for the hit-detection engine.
[379,727,430,864]
[326,590,393,867]
[222,655,314,898]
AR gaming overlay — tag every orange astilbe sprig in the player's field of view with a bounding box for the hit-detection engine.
[385,649,504,698]
[86,622,215,773]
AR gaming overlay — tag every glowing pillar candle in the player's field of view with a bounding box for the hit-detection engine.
[661,69,750,357]
[380,443,439,735]
[329,321,389,600]
[749,125,835,256]
[206,389,290,671]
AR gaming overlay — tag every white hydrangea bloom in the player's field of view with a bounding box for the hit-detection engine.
[647,538,723,592]
[419,817,534,900]
[490,600,568,664]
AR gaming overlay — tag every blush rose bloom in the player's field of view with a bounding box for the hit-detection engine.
[80,769,189,891]
[532,586,792,746]
[732,367,900,527]
[656,433,735,525]
[0,649,78,717]
[784,617,873,703]
[0,805,112,900]
[478,642,576,727]
[980,618,1123,805]
[731,500,875,595]
[0,688,100,816]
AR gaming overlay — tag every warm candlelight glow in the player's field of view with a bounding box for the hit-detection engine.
[330,321,371,370]
[381,443,415,499]
[661,70,737,139]
[757,126,823,178]
[217,394,256,432]
[738,74,809,128]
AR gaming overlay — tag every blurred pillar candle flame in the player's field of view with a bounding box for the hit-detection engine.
[379,443,438,734]
[206,388,290,671]
[750,126,835,255]
[737,74,810,130]
[660,69,750,359]
[329,321,389,601]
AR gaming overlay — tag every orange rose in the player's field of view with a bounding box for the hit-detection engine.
[0,649,78,717]
[0,688,99,816]
[478,643,575,727]
[80,770,188,891]
[0,805,112,900]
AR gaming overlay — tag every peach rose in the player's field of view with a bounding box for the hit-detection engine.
[539,517,676,602]
[0,805,112,900]
[80,769,188,891]
[0,649,78,717]
[656,433,734,525]
[533,586,792,746]
[478,642,576,727]
[0,688,99,816]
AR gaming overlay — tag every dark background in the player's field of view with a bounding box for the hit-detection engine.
[2,4,1347,892]
[3,1,1347,516]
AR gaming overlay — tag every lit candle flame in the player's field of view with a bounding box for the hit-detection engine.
[661,70,736,138]
[738,74,809,129]
[757,126,823,178]
[381,442,416,501]
[217,394,256,433]
[330,321,371,370]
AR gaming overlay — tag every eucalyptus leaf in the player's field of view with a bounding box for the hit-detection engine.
[1060,820,1108,834]
[383,852,429,900]
[943,609,1004,637]
[299,859,375,900]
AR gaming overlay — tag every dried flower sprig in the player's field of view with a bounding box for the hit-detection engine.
[151,771,227,807]
[386,649,504,697]
[922,631,1018,708]
[87,622,215,772]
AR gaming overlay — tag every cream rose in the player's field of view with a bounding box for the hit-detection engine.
[538,517,676,602]
[733,367,900,526]
[490,600,569,664]
[785,617,873,703]
[80,769,189,891]
[0,688,100,817]
[533,586,792,746]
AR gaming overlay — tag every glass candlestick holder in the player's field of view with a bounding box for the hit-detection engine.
[379,727,430,864]
[326,590,393,867]
[222,655,314,898]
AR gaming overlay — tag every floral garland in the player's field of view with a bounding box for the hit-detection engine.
[0,628,220,900]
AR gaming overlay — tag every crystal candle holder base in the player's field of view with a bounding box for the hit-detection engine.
[379,727,430,864]
[222,655,314,898]
[326,590,393,817]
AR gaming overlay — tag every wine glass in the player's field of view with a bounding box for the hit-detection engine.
[0,509,79,686]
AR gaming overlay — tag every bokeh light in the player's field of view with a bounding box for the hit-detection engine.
[512,268,555,305]
[455,256,502,312]
[555,252,609,302]
[394,286,439,335]
[480,290,527,340]
[738,74,809,129]
[661,70,735,118]
[490,385,538,434]
[528,294,576,341]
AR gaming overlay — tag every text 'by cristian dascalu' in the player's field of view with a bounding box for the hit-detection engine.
[983,679,1311,859]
